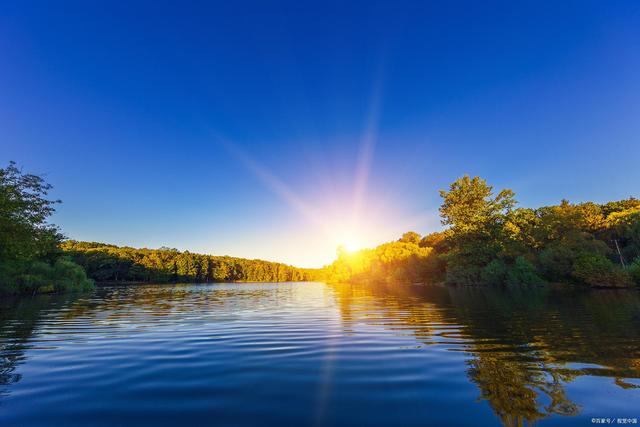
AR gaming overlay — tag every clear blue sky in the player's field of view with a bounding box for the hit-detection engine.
[2,1,639,267]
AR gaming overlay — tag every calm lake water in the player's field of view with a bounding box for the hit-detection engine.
[1,282,639,427]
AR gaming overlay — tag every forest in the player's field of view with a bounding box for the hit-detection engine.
[323,176,640,288]
[62,240,316,284]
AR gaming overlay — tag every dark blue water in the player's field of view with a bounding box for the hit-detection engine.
[1,282,639,427]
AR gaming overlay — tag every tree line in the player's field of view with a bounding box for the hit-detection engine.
[4,161,639,293]
[0,161,315,295]
[61,240,317,284]
[323,175,640,288]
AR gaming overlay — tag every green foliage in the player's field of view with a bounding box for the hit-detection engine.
[481,257,543,286]
[538,245,576,282]
[438,176,517,285]
[571,254,632,288]
[7,257,94,294]
[0,162,62,264]
[506,257,544,286]
[481,259,508,285]
[399,231,421,245]
[323,174,639,288]
[445,255,484,286]
[323,240,438,285]
[419,231,449,250]
[0,162,94,295]
[629,258,640,286]
[439,175,516,234]
[61,240,317,283]
[537,233,609,282]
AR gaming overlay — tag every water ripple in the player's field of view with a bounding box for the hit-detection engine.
[1,282,639,427]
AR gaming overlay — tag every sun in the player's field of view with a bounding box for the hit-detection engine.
[339,234,364,253]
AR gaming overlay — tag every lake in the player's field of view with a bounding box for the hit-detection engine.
[1,282,639,426]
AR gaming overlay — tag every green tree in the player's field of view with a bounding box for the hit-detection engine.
[0,161,61,265]
[399,231,421,245]
[439,175,516,234]
[0,162,93,294]
[438,176,516,285]
[571,253,632,288]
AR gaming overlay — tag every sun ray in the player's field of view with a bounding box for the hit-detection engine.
[214,135,326,228]
[351,59,386,227]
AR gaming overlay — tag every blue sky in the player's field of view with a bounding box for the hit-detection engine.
[2,1,639,267]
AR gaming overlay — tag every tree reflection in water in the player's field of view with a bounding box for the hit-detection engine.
[0,294,81,400]
[329,283,640,427]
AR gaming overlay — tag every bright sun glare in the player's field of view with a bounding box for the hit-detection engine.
[339,234,364,253]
